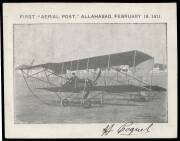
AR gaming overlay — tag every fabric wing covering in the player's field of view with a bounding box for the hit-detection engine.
[21,50,153,75]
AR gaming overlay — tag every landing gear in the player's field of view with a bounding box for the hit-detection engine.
[81,87,92,108]
[83,100,91,108]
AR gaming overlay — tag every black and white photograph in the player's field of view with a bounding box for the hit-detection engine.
[14,23,168,124]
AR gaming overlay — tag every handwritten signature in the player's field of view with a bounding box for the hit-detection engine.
[101,122,153,136]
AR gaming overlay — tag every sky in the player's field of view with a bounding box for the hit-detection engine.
[14,23,167,66]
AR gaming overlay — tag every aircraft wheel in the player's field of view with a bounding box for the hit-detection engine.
[62,99,69,106]
[83,100,91,108]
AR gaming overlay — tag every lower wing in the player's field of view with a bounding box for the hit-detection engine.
[36,84,166,93]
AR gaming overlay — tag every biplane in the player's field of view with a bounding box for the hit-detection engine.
[16,50,166,108]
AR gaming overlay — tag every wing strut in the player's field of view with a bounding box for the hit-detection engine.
[70,61,73,71]
[150,57,155,89]
[133,50,137,73]
[61,62,64,74]
[108,55,111,69]
[86,58,90,78]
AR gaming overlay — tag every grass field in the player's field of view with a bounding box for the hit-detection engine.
[14,72,167,123]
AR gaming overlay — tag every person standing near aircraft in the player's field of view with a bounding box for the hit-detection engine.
[69,72,79,88]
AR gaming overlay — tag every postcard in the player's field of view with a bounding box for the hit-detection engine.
[3,3,177,138]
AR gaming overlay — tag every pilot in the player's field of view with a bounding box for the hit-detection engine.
[69,72,79,87]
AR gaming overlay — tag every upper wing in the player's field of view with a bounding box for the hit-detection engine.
[17,50,153,75]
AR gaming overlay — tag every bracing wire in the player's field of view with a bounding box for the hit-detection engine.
[21,70,51,106]
[44,70,62,101]
[21,70,64,106]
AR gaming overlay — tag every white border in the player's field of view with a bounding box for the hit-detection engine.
[3,3,177,138]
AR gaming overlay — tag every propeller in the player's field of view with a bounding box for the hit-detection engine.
[93,69,101,85]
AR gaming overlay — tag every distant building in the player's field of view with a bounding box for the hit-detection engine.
[152,63,167,73]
